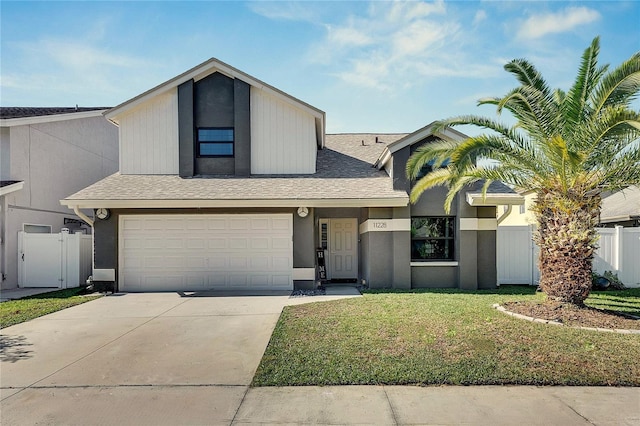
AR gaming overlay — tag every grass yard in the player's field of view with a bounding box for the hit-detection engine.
[0,288,102,328]
[253,286,640,387]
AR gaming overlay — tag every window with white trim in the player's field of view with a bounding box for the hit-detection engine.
[411,217,455,261]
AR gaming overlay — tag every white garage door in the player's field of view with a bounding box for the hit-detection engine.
[119,214,293,292]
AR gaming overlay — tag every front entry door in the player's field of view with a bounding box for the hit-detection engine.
[329,218,358,280]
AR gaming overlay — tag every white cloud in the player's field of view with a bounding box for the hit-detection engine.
[248,1,319,22]
[1,37,154,105]
[473,10,487,25]
[326,25,373,48]
[306,1,499,90]
[518,7,600,40]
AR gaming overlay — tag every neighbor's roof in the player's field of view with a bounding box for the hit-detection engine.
[0,180,24,197]
[0,107,110,126]
[61,133,409,209]
[600,186,640,223]
[0,107,109,119]
[465,180,524,206]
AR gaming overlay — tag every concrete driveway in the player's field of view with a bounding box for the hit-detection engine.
[0,290,356,425]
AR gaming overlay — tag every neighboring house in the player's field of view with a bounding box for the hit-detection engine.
[498,186,640,228]
[61,58,522,292]
[599,186,640,227]
[0,107,118,290]
[497,189,536,227]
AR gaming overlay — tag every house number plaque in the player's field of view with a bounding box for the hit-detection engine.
[372,221,388,229]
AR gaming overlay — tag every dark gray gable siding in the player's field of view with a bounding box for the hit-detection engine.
[177,72,251,177]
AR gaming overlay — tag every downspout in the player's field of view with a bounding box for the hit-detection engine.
[73,205,94,227]
[73,205,95,286]
[496,204,512,225]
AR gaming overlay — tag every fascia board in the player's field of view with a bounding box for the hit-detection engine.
[374,122,468,168]
[61,197,409,210]
[466,192,524,206]
[105,57,325,124]
[0,110,108,127]
[599,215,634,223]
[0,181,24,196]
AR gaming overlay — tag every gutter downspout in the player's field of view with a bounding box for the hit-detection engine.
[73,206,96,286]
[73,205,94,227]
[497,205,512,225]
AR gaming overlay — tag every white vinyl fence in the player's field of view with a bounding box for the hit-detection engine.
[498,226,640,288]
[18,231,92,288]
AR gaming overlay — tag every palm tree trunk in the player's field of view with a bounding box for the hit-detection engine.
[533,191,600,305]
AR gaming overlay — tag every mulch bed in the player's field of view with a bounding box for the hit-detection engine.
[502,301,640,330]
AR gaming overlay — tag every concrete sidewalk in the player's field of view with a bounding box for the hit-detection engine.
[2,384,638,425]
[0,287,60,302]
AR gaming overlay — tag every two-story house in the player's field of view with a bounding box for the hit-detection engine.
[61,58,522,292]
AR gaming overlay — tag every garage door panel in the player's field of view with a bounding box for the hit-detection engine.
[229,238,248,249]
[251,238,269,250]
[207,218,227,230]
[251,218,270,230]
[187,238,206,249]
[208,238,227,249]
[230,218,250,230]
[120,214,293,292]
[272,237,291,250]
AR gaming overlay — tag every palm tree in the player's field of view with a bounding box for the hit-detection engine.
[407,37,640,306]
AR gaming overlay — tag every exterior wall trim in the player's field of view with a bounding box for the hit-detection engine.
[293,267,315,280]
[94,268,116,281]
[411,261,459,267]
[459,218,497,231]
[359,218,410,234]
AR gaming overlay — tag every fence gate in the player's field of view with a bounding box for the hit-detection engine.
[18,231,92,289]
[497,225,539,285]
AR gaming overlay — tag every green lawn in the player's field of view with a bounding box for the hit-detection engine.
[253,287,640,387]
[0,288,102,328]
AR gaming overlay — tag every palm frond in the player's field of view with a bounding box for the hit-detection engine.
[591,51,640,113]
[563,37,601,129]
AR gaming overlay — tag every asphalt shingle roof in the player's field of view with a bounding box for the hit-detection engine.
[0,107,109,119]
[64,132,518,206]
[64,134,410,204]
[600,186,640,222]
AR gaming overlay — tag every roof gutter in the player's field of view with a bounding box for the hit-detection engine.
[466,192,524,207]
[61,197,409,210]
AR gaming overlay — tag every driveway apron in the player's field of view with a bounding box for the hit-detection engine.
[0,291,301,425]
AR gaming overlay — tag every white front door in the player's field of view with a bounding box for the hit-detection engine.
[328,218,358,280]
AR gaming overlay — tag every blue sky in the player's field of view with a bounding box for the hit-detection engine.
[1,1,639,133]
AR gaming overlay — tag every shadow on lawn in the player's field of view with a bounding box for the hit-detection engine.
[363,285,538,296]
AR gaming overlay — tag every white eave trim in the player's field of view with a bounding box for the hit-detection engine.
[0,110,108,127]
[0,181,24,196]
[374,122,468,169]
[105,58,325,126]
[61,197,409,210]
[466,192,524,206]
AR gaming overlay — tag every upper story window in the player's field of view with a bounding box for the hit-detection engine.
[415,158,450,179]
[197,128,234,157]
[411,217,455,261]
